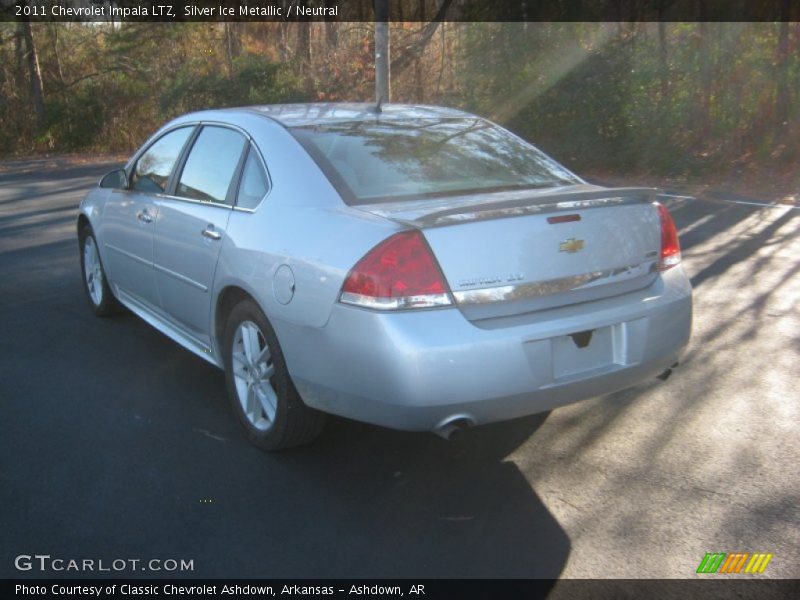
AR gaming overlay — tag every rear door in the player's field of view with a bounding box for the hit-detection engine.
[102,126,195,309]
[152,125,248,344]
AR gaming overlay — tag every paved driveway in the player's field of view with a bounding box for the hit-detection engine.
[0,159,797,578]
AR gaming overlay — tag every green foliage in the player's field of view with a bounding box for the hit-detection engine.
[42,88,104,150]
[0,23,312,154]
[161,54,308,114]
[455,22,800,176]
[1,20,798,180]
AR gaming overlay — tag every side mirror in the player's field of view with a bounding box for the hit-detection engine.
[99,169,129,190]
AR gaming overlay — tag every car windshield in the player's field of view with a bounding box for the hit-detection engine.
[289,118,580,205]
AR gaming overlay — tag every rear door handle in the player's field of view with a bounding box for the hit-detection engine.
[137,209,153,223]
[201,225,222,241]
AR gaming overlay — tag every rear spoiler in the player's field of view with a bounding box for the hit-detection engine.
[415,187,659,228]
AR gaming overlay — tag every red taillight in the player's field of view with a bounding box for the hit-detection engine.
[340,230,452,310]
[656,202,681,270]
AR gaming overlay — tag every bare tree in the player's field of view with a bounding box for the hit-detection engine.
[775,0,791,127]
[696,0,711,133]
[21,18,45,133]
[49,23,65,88]
[657,1,673,109]
[390,0,452,75]
[223,22,242,76]
[14,22,25,88]
[324,0,338,49]
[415,0,426,102]
[297,22,312,70]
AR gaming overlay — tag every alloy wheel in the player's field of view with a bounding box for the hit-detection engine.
[231,320,278,431]
[83,235,104,306]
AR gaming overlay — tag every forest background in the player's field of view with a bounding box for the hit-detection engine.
[3,6,799,191]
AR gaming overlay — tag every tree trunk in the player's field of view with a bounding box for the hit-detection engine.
[775,0,791,127]
[415,0,426,102]
[224,22,241,76]
[697,1,711,134]
[436,21,446,97]
[278,22,289,61]
[14,23,25,89]
[22,19,46,133]
[297,22,312,70]
[50,23,65,87]
[389,0,452,75]
[324,0,338,49]
[657,9,669,107]
[795,22,800,97]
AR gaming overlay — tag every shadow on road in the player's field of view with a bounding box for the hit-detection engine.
[269,414,567,579]
[0,159,569,579]
[4,160,798,578]
[0,267,570,578]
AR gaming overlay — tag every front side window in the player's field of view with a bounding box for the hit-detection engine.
[131,127,194,193]
[176,126,246,204]
[289,118,580,205]
[235,147,269,210]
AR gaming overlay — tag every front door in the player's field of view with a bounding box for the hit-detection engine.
[102,126,195,308]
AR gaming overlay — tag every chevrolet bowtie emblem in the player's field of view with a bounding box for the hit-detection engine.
[559,238,585,253]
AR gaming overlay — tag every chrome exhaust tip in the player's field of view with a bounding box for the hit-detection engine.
[657,362,680,381]
[432,416,475,441]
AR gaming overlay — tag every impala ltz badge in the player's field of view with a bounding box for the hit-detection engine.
[559,238,585,253]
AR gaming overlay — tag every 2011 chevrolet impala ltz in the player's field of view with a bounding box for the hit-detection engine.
[77,103,692,450]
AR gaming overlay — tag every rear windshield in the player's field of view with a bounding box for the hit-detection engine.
[289,118,580,205]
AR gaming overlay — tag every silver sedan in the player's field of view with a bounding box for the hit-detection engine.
[77,103,692,450]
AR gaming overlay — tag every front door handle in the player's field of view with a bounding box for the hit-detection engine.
[137,209,153,223]
[201,225,222,241]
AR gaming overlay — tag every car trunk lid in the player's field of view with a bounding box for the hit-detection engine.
[355,186,662,321]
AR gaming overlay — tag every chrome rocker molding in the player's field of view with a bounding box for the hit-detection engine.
[115,288,220,367]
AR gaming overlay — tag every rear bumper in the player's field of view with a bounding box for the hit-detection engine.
[279,266,692,432]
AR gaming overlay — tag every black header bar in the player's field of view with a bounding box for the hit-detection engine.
[1,0,798,23]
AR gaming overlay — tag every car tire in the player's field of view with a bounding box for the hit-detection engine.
[223,299,326,450]
[79,225,123,317]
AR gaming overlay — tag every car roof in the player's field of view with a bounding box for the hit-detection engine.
[221,103,477,127]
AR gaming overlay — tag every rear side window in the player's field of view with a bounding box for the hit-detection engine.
[177,126,247,205]
[131,127,194,193]
[236,147,269,210]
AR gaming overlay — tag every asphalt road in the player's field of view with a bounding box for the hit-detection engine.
[1,159,797,580]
